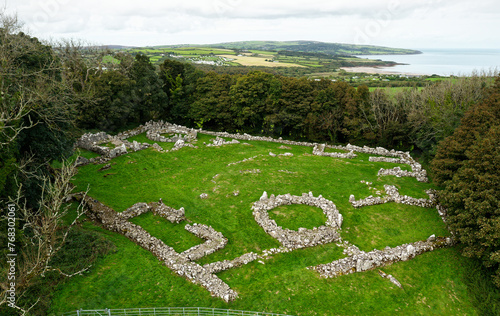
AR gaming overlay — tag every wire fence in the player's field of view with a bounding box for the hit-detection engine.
[61,307,294,316]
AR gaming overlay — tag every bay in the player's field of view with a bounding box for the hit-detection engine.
[356,49,500,76]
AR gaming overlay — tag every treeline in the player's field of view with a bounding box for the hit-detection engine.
[431,79,500,289]
[85,56,490,160]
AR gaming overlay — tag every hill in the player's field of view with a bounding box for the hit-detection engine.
[203,40,422,56]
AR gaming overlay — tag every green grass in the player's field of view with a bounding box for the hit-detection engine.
[49,133,479,315]
[268,204,328,231]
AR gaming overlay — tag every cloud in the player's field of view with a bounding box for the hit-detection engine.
[3,0,500,48]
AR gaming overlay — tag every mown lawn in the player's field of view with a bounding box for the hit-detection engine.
[50,133,477,315]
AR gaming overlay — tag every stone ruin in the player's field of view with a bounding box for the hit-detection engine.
[75,131,150,165]
[74,193,237,302]
[252,192,343,249]
[73,120,199,166]
[312,144,357,159]
[308,236,455,278]
[118,201,185,223]
[71,120,454,299]
[206,136,240,147]
[182,224,227,261]
[349,185,436,208]
[145,121,198,142]
[369,155,428,182]
[74,120,428,185]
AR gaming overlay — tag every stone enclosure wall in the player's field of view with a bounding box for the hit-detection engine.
[252,192,342,249]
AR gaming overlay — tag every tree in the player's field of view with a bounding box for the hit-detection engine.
[79,70,135,131]
[433,77,500,287]
[432,78,500,186]
[189,72,237,131]
[129,53,168,122]
[158,59,204,125]
[400,76,488,158]
[229,71,281,133]
[264,76,312,138]
[0,12,100,314]
[440,125,500,286]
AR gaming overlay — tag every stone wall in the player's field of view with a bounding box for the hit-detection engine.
[252,192,342,249]
[75,193,237,302]
[377,166,428,183]
[206,136,240,147]
[350,185,436,208]
[182,224,228,261]
[203,252,259,274]
[312,144,357,159]
[145,120,197,143]
[308,236,455,278]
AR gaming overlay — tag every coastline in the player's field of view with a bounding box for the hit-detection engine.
[340,66,425,76]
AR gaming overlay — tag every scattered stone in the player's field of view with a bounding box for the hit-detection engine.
[74,156,90,167]
[239,169,261,174]
[278,170,297,174]
[108,143,128,158]
[227,155,261,166]
[378,270,403,289]
[152,143,163,152]
[98,164,112,172]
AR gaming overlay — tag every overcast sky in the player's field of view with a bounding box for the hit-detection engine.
[4,0,500,49]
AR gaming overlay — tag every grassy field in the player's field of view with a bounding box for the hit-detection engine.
[220,54,305,68]
[49,133,478,315]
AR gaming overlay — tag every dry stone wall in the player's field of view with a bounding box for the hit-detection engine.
[182,224,228,261]
[75,193,237,302]
[206,136,240,147]
[313,144,356,159]
[350,185,436,208]
[203,252,259,274]
[252,192,342,249]
[144,120,197,143]
[308,236,455,278]
[118,201,185,223]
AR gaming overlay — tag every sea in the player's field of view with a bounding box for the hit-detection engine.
[356,48,500,76]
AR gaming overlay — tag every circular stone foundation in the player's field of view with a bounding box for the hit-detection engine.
[251,192,343,249]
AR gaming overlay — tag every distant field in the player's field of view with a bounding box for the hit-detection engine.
[219,54,305,68]
[122,44,401,71]
[169,47,235,55]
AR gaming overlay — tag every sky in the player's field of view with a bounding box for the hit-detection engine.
[4,0,500,49]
